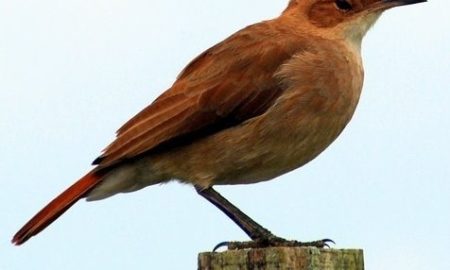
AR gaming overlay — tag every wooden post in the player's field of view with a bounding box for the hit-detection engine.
[198,247,364,270]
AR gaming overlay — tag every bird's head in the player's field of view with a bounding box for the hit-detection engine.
[283,0,426,43]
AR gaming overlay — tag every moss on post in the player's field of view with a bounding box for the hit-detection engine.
[198,247,364,270]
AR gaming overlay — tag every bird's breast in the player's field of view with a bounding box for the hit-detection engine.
[215,41,365,184]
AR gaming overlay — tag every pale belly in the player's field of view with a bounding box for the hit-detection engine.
[219,114,352,185]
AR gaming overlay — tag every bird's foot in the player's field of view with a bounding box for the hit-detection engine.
[213,236,334,251]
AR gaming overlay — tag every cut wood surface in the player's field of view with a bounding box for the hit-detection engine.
[198,247,364,270]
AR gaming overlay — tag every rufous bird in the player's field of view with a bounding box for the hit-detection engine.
[13,0,426,248]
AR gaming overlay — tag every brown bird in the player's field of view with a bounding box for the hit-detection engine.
[13,0,425,248]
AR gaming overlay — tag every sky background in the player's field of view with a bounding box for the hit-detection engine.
[1,1,449,269]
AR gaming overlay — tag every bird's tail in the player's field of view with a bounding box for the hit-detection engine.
[12,170,103,245]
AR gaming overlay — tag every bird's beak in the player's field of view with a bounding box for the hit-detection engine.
[387,0,427,5]
[382,0,427,7]
[370,0,427,12]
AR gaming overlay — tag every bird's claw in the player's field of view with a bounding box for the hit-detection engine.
[212,241,230,252]
[212,238,335,251]
[305,238,335,249]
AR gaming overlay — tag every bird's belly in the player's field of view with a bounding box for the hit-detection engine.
[216,112,351,185]
[160,97,357,187]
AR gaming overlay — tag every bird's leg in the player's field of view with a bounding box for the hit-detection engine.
[195,186,275,240]
[195,186,334,251]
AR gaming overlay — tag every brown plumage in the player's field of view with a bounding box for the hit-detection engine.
[13,0,426,246]
[93,23,302,167]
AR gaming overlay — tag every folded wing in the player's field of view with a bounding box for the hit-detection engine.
[94,23,304,168]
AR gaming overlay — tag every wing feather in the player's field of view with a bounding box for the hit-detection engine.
[94,22,304,167]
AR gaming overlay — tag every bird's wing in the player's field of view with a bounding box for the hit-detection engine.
[94,23,303,168]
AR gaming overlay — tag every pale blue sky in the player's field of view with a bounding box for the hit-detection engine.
[1,1,449,269]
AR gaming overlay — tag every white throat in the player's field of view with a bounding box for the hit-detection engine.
[344,12,383,50]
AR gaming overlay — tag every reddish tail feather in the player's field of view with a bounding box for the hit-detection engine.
[12,171,103,245]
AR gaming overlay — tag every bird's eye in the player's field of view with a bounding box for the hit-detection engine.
[335,0,352,12]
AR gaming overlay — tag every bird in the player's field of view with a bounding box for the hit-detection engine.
[13,0,426,247]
